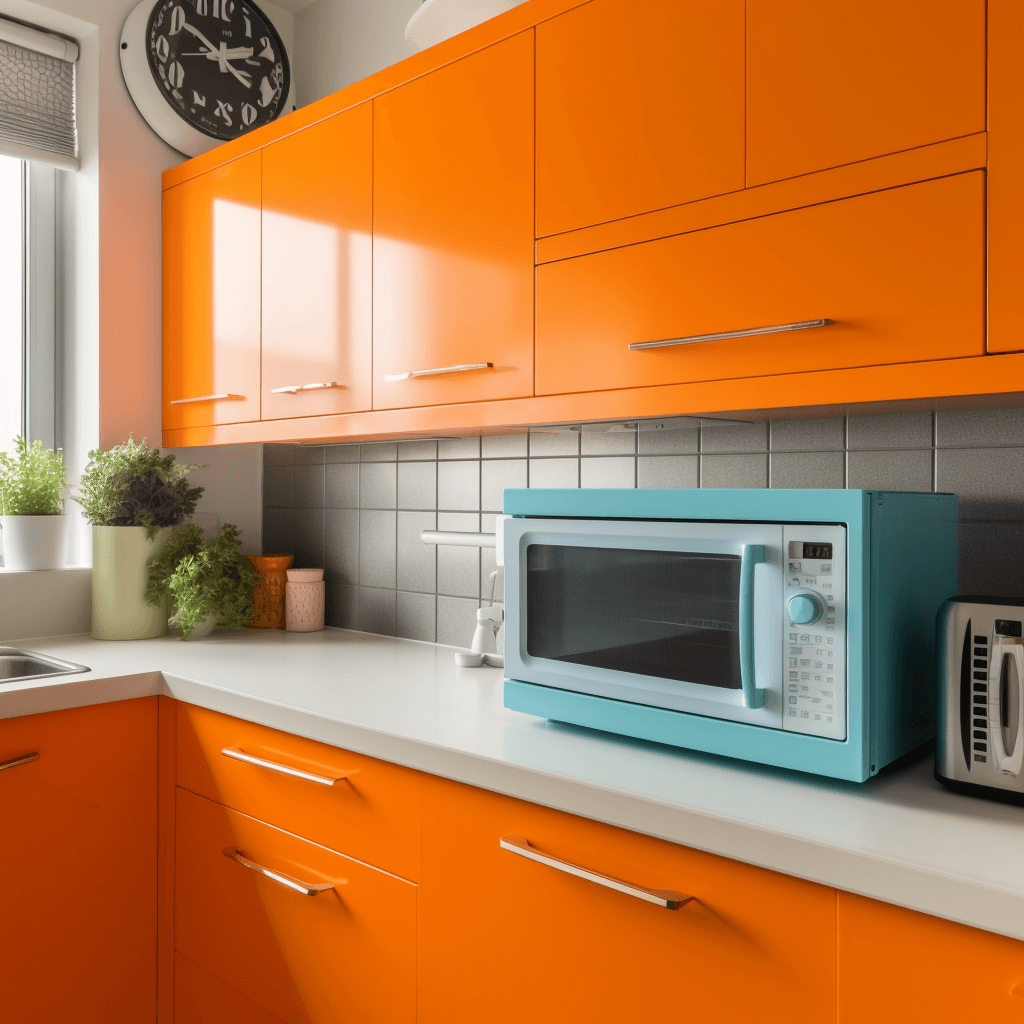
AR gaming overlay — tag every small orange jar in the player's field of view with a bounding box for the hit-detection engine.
[245,554,294,628]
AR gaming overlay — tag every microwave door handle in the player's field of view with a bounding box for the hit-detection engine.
[990,640,1024,777]
[739,544,766,710]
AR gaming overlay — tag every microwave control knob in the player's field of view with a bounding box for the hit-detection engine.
[788,592,824,625]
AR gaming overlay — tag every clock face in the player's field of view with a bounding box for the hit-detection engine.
[144,0,290,142]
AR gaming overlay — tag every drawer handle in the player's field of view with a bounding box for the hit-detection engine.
[169,393,243,405]
[221,747,351,786]
[628,318,832,351]
[270,381,344,394]
[0,752,39,772]
[222,847,335,896]
[384,362,493,382]
[499,834,693,910]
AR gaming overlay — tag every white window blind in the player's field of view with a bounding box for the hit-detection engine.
[0,18,79,172]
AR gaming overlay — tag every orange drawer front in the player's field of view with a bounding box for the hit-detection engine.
[175,787,417,1024]
[176,703,419,880]
[536,171,983,397]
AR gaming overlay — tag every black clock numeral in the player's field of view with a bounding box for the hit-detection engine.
[241,102,257,126]
[212,0,234,21]
[168,61,185,88]
[155,35,170,62]
[169,5,186,34]
[215,100,233,126]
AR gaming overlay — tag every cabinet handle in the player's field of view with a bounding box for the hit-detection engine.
[220,746,351,786]
[222,847,335,895]
[384,362,493,382]
[0,752,39,772]
[628,318,832,351]
[269,382,344,394]
[499,834,693,910]
[169,393,242,405]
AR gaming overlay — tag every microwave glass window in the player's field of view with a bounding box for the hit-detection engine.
[525,544,742,688]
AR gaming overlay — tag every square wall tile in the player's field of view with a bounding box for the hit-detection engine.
[846,449,932,491]
[770,417,845,452]
[359,510,397,588]
[581,457,636,488]
[398,439,438,461]
[325,463,359,509]
[581,429,636,456]
[292,507,325,569]
[263,465,293,508]
[325,508,359,586]
[437,595,480,648]
[437,512,480,599]
[397,591,436,642]
[700,421,768,454]
[438,436,481,459]
[360,442,398,462]
[360,462,397,509]
[701,454,768,488]
[293,464,325,508]
[771,451,844,489]
[936,448,1024,521]
[637,425,699,455]
[936,408,1024,449]
[264,444,294,466]
[847,412,932,450]
[637,456,699,489]
[958,521,1024,600]
[326,583,358,630]
[325,444,360,464]
[262,508,293,554]
[482,434,529,458]
[294,445,326,465]
[529,431,579,457]
[398,461,437,511]
[481,459,527,512]
[358,587,396,636]
[529,458,578,488]
[397,511,437,593]
[438,461,480,511]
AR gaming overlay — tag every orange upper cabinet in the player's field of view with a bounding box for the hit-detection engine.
[747,0,986,187]
[261,104,373,420]
[372,31,534,411]
[163,153,262,431]
[536,172,983,396]
[536,0,744,237]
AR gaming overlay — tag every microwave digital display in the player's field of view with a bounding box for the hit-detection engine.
[802,543,833,560]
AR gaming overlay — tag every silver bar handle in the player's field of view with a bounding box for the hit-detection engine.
[221,847,335,895]
[169,393,240,405]
[421,530,496,549]
[499,834,693,910]
[221,746,351,786]
[384,362,493,382]
[628,318,832,351]
[0,752,39,772]
[269,382,344,394]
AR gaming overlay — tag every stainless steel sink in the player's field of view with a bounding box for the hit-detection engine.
[0,648,89,683]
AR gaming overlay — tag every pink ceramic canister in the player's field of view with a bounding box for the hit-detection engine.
[285,568,325,632]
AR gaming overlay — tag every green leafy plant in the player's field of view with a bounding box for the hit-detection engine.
[74,437,204,538]
[145,523,258,639]
[0,437,66,515]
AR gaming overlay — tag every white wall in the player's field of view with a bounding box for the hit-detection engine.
[294,0,421,104]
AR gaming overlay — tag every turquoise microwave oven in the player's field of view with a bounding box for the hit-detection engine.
[502,489,958,782]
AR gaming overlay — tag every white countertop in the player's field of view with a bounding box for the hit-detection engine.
[3,628,1023,940]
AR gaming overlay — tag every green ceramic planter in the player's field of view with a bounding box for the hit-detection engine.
[91,526,171,640]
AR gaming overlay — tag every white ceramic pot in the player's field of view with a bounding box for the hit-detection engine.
[0,515,66,571]
[91,525,171,640]
[182,613,217,639]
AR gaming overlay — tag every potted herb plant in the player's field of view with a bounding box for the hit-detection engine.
[74,437,204,640]
[145,523,258,639]
[0,438,67,570]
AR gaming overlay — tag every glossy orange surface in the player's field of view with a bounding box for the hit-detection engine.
[175,787,417,1024]
[163,153,262,430]
[0,699,158,1023]
[262,103,373,419]
[537,173,983,396]
[175,953,288,1024]
[837,892,1024,1022]
[372,31,535,410]
[158,696,177,1024]
[536,0,743,237]
[747,0,986,186]
[176,703,420,880]
[418,775,836,1024]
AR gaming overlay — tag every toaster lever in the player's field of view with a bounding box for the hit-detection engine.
[989,637,1024,777]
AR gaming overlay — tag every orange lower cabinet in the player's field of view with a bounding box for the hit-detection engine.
[536,171,983,397]
[418,776,836,1024]
[0,699,158,1024]
[837,892,1024,1023]
[174,953,288,1024]
[174,787,416,1024]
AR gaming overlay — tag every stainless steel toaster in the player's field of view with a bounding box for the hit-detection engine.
[936,597,1024,803]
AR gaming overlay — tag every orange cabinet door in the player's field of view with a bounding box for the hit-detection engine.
[262,104,373,420]
[175,787,417,1024]
[163,153,262,431]
[176,702,420,880]
[536,0,744,237]
[747,1,986,187]
[418,776,836,1024]
[0,699,158,1024]
[372,31,534,410]
[536,172,983,397]
[175,953,288,1024]
[837,892,1024,1023]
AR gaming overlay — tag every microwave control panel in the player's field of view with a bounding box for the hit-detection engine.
[781,525,847,741]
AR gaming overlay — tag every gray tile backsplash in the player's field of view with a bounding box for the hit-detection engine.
[264,409,1024,647]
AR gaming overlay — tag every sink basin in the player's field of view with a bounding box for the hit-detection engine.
[0,648,89,683]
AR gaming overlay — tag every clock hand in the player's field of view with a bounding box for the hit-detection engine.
[213,42,253,88]
[182,22,222,64]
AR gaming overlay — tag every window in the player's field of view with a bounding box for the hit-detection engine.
[0,154,22,446]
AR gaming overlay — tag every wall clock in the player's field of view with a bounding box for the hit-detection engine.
[120,0,295,158]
